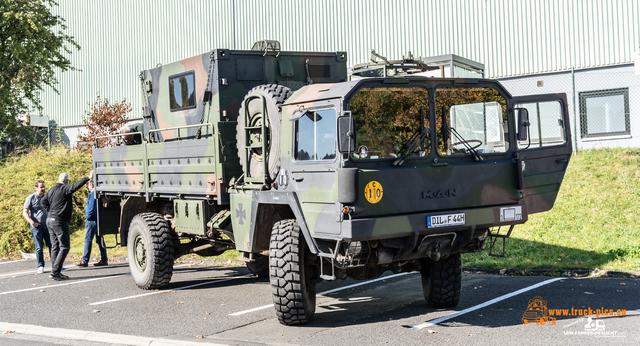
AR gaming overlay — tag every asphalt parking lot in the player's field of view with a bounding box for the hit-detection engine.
[0,259,638,346]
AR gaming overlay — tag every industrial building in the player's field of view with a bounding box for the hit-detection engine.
[37,0,640,151]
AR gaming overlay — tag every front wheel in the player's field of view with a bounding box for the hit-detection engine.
[421,253,462,308]
[269,219,316,325]
[127,213,174,289]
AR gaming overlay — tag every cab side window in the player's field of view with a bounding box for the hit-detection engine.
[516,101,565,149]
[295,109,337,161]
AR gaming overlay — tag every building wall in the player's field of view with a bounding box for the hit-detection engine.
[499,64,640,150]
[39,0,640,148]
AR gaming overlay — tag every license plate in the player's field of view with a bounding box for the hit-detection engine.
[427,213,466,228]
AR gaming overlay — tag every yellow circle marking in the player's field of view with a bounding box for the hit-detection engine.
[364,181,383,204]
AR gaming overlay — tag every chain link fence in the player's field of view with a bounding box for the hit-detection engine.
[499,64,640,152]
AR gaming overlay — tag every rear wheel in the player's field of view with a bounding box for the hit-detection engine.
[269,219,316,325]
[421,253,461,308]
[246,254,269,277]
[127,213,174,289]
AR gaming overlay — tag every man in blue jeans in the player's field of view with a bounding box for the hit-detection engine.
[74,180,108,267]
[22,180,52,274]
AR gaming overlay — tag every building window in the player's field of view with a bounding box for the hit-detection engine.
[579,88,630,138]
[295,109,337,161]
[169,71,196,111]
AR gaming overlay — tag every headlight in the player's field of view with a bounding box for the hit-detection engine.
[347,241,362,256]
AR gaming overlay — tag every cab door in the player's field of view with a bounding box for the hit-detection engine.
[512,93,572,214]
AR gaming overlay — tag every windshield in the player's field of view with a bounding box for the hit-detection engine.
[436,87,508,156]
[348,87,430,160]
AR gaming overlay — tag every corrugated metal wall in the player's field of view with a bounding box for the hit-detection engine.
[46,0,235,127]
[43,0,640,127]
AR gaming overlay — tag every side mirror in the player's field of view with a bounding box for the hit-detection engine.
[338,114,356,153]
[516,108,530,141]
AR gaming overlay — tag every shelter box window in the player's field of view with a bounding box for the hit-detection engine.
[436,87,508,156]
[169,71,196,111]
[348,86,430,160]
[294,109,337,161]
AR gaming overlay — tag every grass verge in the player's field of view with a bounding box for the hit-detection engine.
[462,148,640,273]
[2,147,639,274]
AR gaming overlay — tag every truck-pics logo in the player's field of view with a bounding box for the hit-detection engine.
[523,296,627,338]
[522,296,556,325]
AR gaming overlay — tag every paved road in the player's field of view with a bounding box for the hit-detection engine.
[0,259,638,345]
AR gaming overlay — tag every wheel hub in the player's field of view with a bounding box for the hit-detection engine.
[134,234,147,271]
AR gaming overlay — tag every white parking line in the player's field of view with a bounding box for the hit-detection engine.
[0,265,76,278]
[90,274,254,306]
[0,260,28,265]
[0,273,131,296]
[229,271,417,316]
[0,322,228,346]
[410,277,564,330]
[0,264,191,295]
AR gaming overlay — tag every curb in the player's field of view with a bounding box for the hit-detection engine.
[463,267,640,278]
[65,254,247,267]
[0,322,227,346]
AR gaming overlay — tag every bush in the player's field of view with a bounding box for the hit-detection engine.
[77,93,132,149]
[0,146,92,257]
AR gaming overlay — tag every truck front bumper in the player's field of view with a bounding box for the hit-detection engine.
[340,204,528,242]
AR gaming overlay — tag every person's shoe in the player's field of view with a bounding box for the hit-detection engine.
[74,261,88,267]
[50,273,67,281]
[59,273,70,279]
[37,267,44,274]
[93,260,108,267]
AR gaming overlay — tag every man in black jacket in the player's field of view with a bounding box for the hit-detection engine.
[42,170,92,281]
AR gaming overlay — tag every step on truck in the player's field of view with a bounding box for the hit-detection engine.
[93,41,572,325]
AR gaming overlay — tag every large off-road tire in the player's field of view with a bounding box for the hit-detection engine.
[246,254,269,277]
[127,213,175,289]
[236,84,292,181]
[269,220,316,325]
[421,253,462,308]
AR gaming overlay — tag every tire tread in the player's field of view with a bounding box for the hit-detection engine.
[421,253,462,308]
[130,212,174,290]
[269,219,314,325]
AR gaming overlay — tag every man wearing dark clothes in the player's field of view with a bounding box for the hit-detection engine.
[42,170,92,281]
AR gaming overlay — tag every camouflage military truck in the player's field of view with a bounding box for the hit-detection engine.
[93,42,572,326]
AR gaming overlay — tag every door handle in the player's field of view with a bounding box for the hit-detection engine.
[556,158,568,164]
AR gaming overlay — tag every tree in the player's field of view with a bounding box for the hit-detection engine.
[0,0,79,147]
[77,93,132,149]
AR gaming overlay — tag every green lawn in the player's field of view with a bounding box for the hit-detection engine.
[3,147,640,273]
[462,148,640,272]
